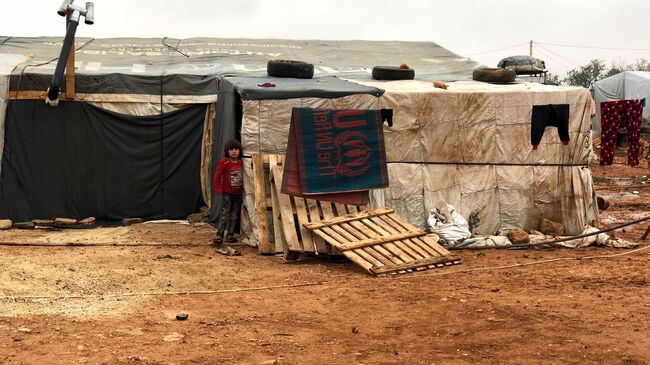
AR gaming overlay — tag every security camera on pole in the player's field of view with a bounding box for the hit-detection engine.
[46,0,94,106]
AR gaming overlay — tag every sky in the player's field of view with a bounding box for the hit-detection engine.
[2,0,650,77]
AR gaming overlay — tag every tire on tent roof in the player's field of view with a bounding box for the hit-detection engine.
[472,67,516,83]
[372,66,415,80]
[267,60,314,79]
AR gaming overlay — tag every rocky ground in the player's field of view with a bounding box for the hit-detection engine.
[1,147,649,365]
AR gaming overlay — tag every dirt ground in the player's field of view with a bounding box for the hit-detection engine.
[2,147,650,365]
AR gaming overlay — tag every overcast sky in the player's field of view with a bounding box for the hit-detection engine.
[2,0,649,77]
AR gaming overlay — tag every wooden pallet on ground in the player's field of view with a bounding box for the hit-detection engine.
[269,165,365,260]
[303,207,461,275]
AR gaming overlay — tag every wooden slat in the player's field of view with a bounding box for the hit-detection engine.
[252,154,272,254]
[335,231,427,251]
[271,167,302,253]
[269,172,287,255]
[333,203,348,216]
[385,214,451,256]
[293,197,314,253]
[364,217,425,260]
[346,205,359,213]
[371,256,462,275]
[303,207,395,230]
[65,38,75,99]
[343,221,411,271]
[268,156,282,253]
[370,216,432,258]
[306,199,329,254]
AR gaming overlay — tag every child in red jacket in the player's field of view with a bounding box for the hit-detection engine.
[213,139,244,244]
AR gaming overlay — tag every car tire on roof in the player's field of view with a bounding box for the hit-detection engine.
[472,67,516,83]
[372,66,415,80]
[267,60,314,79]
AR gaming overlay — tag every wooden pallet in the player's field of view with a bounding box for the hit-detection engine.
[304,207,461,275]
[269,165,366,260]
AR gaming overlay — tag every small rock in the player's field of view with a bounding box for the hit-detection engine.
[540,218,564,236]
[258,360,278,365]
[77,344,86,351]
[55,217,78,226]
[163,332,185,342]
[632,190,640,194]
[0,219,12,230]
[351,327,359,334]
[176,313,189,321]
[14,222,35,230]
[122,218,143,226]
[16,328,32,333]
[79,217,96,224]
[507,228,529,245]
[32,219,54,227]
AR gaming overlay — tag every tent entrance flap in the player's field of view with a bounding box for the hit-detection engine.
[0,100,206,222]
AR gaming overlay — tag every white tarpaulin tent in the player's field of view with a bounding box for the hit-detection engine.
[593,71,650,134]
[241,80,598,237]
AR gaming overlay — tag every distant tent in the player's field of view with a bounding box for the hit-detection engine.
[593,71,650,134]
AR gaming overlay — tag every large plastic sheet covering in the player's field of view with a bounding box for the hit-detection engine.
[0,53,29,188]
[0,36,476,96]
[593,71,650,134]
[241,80,598,237]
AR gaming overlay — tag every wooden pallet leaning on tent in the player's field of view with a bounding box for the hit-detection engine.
[303,208,462,275]
[251,154,285,254]
[268,165,366,260]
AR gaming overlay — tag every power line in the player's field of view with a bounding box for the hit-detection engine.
[537,41,650,51]
[535,43,578,67]
[465,42,528,56]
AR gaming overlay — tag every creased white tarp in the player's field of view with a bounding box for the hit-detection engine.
[240,80,598,239]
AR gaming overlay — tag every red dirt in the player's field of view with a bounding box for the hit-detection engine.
[1,147,650,365]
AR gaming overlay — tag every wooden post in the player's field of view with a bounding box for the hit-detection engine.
[252,154,272,254]
[65,16,76,99]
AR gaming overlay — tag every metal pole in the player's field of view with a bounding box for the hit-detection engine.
[529,40,533,57]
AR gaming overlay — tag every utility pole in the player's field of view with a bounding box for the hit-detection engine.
[529,40,533,57]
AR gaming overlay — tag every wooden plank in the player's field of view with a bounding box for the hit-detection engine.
[303,207,395,230]
[8,91,48,100]
[271,167,302,253]
[293,197,314,253]
[319,225,386,268]
[385,214,451,257]
[335,231,427,251]
[346,205,359,213]
[333,203,348,216]
[319,201,336,220]
[268,156,281,253]
[343,221,411,269]
[252,154,272,254]
[364,217,426,260]
[369,215,429,258]
[269,171,288,256]
[370,255,462,275]
[65,37,75,99]
[306,199,329,254]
